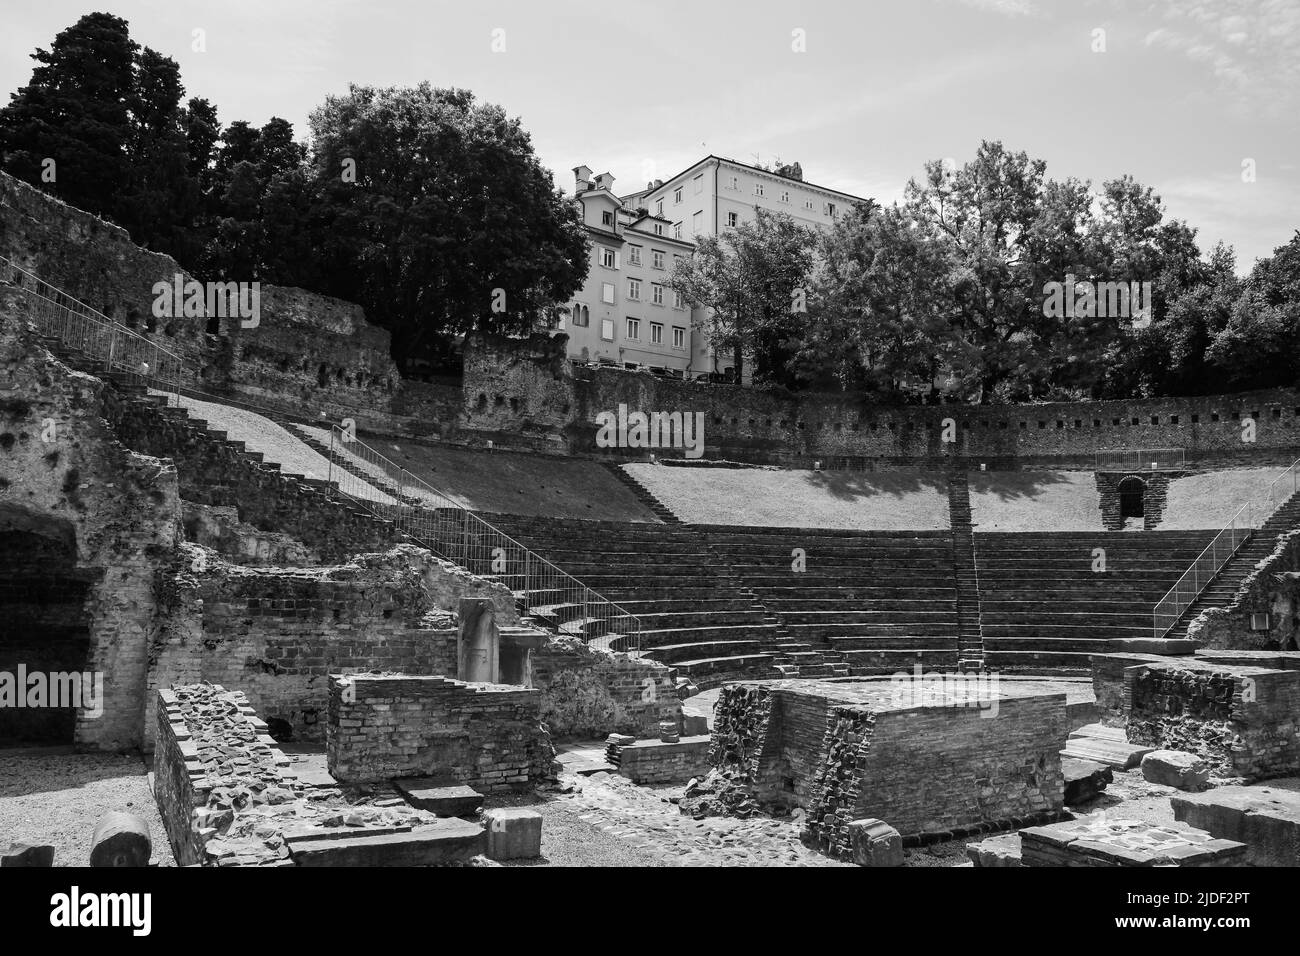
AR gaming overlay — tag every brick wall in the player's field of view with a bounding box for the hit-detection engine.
[530,637,681,738]
[1,289,180,749]
[611,736,712,783]
[326,674,557,791]
[146,545,501,747]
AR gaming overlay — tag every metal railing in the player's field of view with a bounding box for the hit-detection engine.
[1095,447,1186,472]
[1152,456,1300,637]
[326,424,641,655]
[1,255,185,404]
[2,255,639,653]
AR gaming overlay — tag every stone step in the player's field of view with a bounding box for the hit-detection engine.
[1060,723,1155,769]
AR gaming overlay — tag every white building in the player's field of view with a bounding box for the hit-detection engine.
[562,156,872,379]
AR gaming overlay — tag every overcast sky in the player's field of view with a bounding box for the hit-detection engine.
[3,0,1296,270]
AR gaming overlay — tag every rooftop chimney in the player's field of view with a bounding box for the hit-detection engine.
[573,165,593,192]
[594,171,615,192]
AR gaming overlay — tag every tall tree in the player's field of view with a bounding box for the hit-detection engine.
[668,208,817,384]
[281,83,588,369]
[0,12,137,217]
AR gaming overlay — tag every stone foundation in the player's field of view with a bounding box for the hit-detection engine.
[326,674,557,791]
[530,637,681,739]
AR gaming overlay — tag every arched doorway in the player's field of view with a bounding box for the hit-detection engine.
[1118,476,1146,520]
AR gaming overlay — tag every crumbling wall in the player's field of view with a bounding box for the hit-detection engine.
[1190,530,1300,651]
[462,332,573,448]
[1126,663,1300,779]
[0,285,180,749]
[530,637,680,738]
[326,674,557,791]
[148,545,505,745]
[107,390,399,563]
[801,706,877,858]
[0,170,400,412]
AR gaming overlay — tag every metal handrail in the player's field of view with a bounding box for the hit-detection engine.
[1152,456,1300,637]
[1,255,639,653]
[326,424,641,654]
[1095,447,1186,471]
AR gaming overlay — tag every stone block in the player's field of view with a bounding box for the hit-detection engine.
[1171,784,1300,867]
[89,811,152,867]
[287,819,485,866]
[1141,750,1211,791]
[1062,757,1112,805]
[484,807,543,860]
[395,779,484,817]
[847,818,903,867]
[2,843,54,867]
[965,833,1022,867]
[681,714,709,736]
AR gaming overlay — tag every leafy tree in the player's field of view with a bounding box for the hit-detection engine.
[0,12,137,218]
[668,208,817,384]
[277,83,588,369]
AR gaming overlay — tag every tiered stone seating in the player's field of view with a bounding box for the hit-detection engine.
[974,531,1217,670]
[700,526,960,674]
[481,515,786,685]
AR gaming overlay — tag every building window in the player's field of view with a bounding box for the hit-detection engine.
[652,283,663,305]
[601,318,615,341]
[601,210,613,226]
[628,278,641,300]
[655,199,663,216]
[754,183,764,197]
[673,290,685,310]
[653,223,664,235]
[729,175,739,190]
[601,282,615,305]
[626,318,640,340]
[652,249,665,269]
[628,245,642,266]
[672,326,685,349]
[780,190,789,203]
[692,210,702,231]
[674,187,682,204]
[674,222,682,239]
[694,175,703,194]
[650,322,663,344]
[572,304,590,327]
[727,211,738,227]
[600,247,617,269]
[804,200,814,210]
[825,202,837,217]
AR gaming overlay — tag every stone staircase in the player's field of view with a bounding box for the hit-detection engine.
[974,530,1217,672]
[603,463,682,524]
[948,473,985,672]
[1158,489,1300,640]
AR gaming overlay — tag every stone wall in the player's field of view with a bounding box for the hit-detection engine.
[147,545,509,746]
[0,285,180,749]
[0,171,401,415]
[107,389,399,563]
[326,674,557,791]
[1095,472,1174,530]
[462,332,574,450]
[610,736,712,783]
[530,637,681,738]
[1125,661,1300,779]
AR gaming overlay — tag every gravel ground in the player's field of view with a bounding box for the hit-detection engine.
[0,749,175,866]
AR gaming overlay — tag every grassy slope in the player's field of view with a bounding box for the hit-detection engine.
[968,471,1104,531]
[1160,467,1289,529]
[358,435,658,521]
[624,464,950,529]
